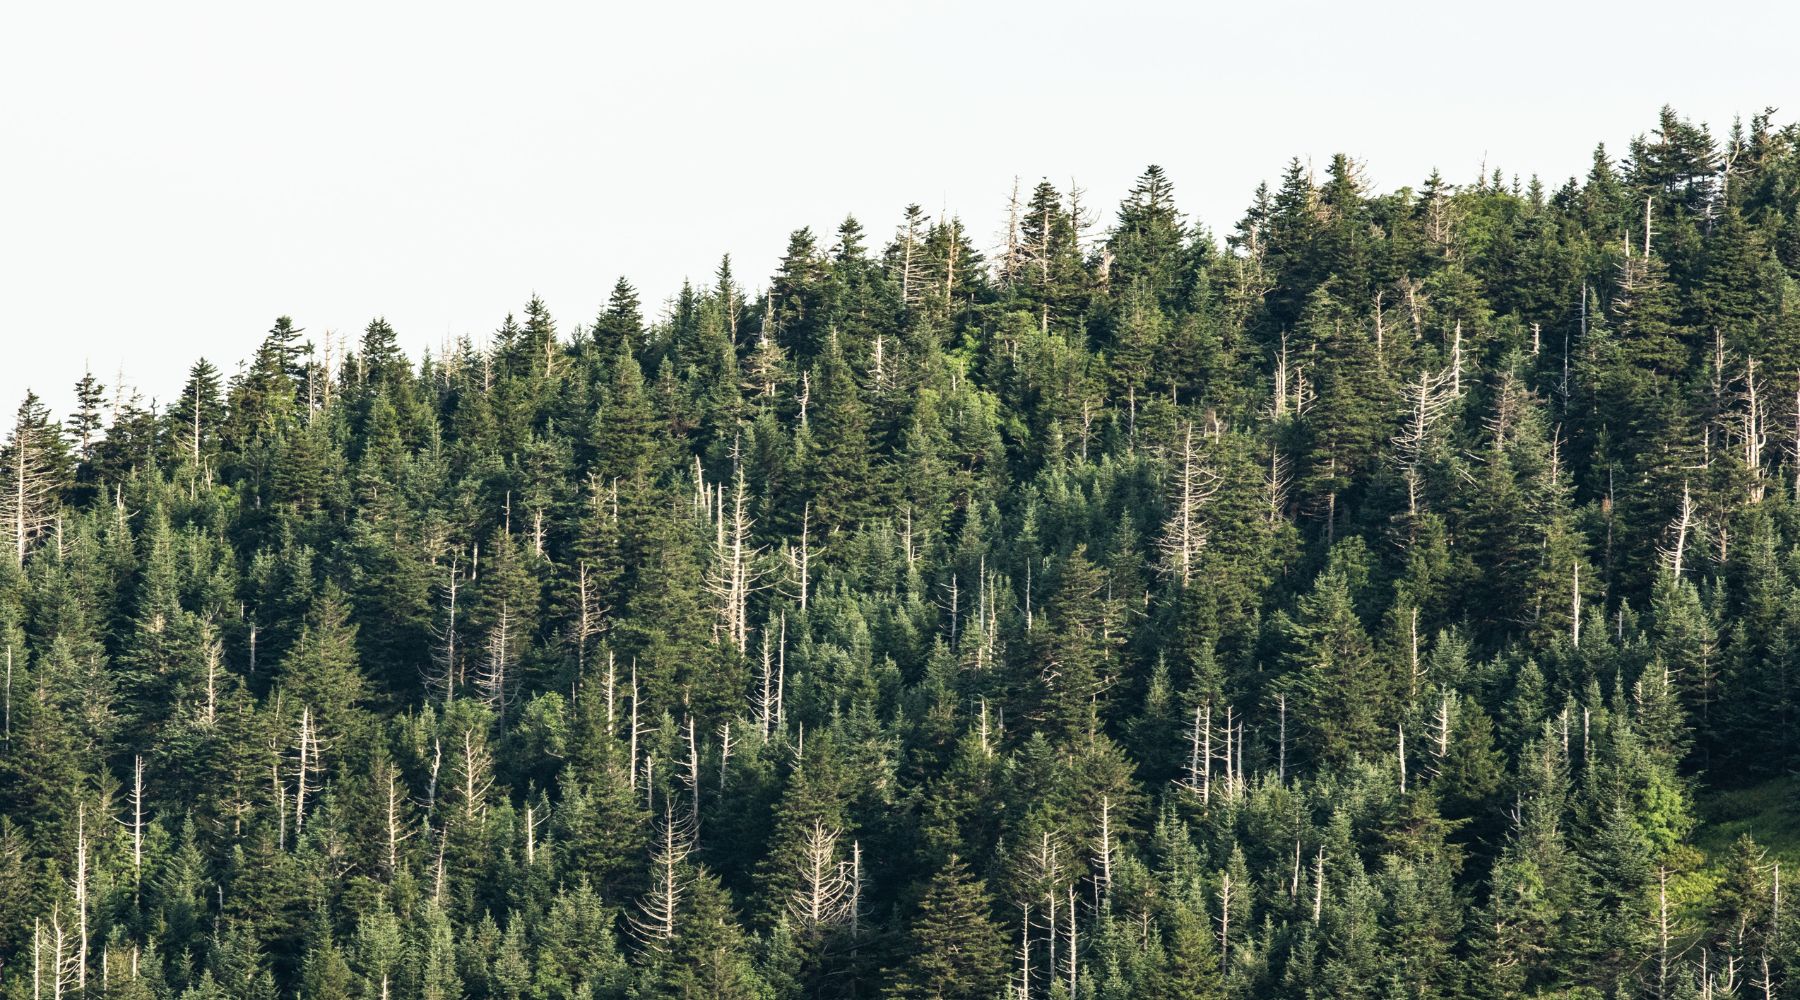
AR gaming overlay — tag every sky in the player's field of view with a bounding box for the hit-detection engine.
[3,0,1797,417]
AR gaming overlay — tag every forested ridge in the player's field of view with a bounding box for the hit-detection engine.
[7,106,1800,1000]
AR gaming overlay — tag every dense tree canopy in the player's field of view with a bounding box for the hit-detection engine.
[6,106,1800,1000]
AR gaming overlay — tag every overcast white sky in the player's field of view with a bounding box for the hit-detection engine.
[3,0,1796,417]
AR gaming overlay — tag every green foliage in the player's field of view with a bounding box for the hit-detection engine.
[5,108,1800,999]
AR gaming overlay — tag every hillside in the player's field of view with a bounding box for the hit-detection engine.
[4,106,1800,999]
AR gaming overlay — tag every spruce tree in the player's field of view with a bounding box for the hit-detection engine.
[884,854,1006,1000]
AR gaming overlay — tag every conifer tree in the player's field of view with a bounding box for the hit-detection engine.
[1282,547,1388,766]
[803,335,878,535]
[884,854,1006,1000]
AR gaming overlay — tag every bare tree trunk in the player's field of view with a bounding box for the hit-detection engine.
[757,628,776,739]
[629,804,693,949]
[1217,873,1232,973]
[1407,607,1421,700]
[293,707,315,836]
[1661,480,1695,578]
[1017,901,1036,1000]
[1201,703,1212,803]
[1277,693,1288,783]
[1158,421,1218,586]
[789,819,851,929]
[429,557,461,707]
[272,747,286,850]
[1397,723,1407,793]
[1066,883,1078,997]
[1572,562,1582,649]
[126,756,146,895]
[685,717,702,830]
[385,773,410,877]
[604,650,617,732]
[1094,796,1114,903]
[1432,693,1452,772]
[74,806,88,992]
[718,721,733,789]
[1655,868,1672,1000]
[849,840,864,937]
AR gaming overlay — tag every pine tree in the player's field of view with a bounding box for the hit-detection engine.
[278,584,369,755]
[1027,547,1119,740]
[803,335,878,535]
[595,278,645,361]
[885,854,1007,1000]
[1109,165,1187,304]
[1282,546,1388,767]
[1153,893,1225,1000]
[1012,180,1090,334]
[470,528,538,729]
[68,368,106,465]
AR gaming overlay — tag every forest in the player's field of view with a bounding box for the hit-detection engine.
[5,106,1800,1000]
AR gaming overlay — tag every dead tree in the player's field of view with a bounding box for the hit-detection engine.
[1653,867,1676,1000]
[1023,831,1067,995]
[1265,445,1292,528]
[570,559,607,676]
[1658,480,1696,579]
[1093,795,1114,905]
[476,602,521,729]
[73,805,89,992]
[898,204,932,308]
[427,555,462,707]
[1064,882,1078,997]
[629,803,695,950]
[1158,421,1220,587]
[1016,902,1033,1000]
[292,707,319,838]
[705,459,765,653]
[1272,333,1293,420]
[1217,871,1234,973]
[1397,724,1408,793]
[1392,364,1456,528]
[0,399,61,567]
[1429,692,1455,775]
[383,769,413,877]
[756,626,779,740]
[784,504,814,613]
[718,720,734,789]
[36,908,79,1000]
[788,819,852,930]
[1182,703,1211,801]
[456,726,495,823]
[118,756,148,895]
[1276,693,1288,783]
[523,802,542,866]
[683,717,702,830]
[201,625,223,726]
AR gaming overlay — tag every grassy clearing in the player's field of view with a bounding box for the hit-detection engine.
[1693,775,1800,868]
[1667,775,1800,925]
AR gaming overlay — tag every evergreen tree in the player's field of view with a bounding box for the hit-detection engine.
[884,854,1006,1000]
